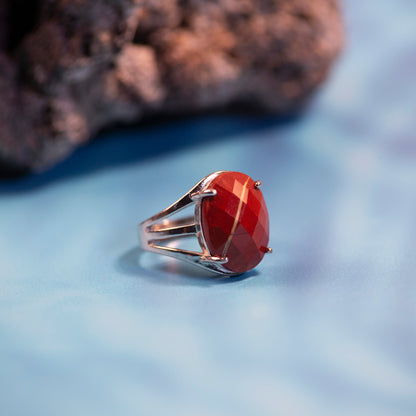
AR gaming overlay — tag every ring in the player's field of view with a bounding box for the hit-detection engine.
[138,171,271,275]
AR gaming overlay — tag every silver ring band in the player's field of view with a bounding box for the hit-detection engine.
[138,171,234,275]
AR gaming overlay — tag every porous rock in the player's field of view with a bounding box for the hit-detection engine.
[0,0,343,174]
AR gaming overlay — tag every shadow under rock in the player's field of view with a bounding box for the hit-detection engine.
[0,111,298,194]
[116,246,257,287]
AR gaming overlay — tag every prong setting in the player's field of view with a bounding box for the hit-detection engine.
[200,256,228,264]
[190,189,217,201]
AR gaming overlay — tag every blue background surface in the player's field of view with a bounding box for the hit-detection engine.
[1,1,416,415]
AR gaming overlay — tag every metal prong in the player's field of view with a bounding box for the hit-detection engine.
[266,247,273,254]
[200,255,228,264]
[254,180,262,189]
[190,189,217,201]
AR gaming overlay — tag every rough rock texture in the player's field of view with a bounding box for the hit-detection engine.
[0,0,343,174]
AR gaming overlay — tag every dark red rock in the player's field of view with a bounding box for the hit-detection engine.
[0,0,344,174]
[201,171,270,274]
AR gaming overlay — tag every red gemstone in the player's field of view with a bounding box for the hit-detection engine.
[201,171,270,274]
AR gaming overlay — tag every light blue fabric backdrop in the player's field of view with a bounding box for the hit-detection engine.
[1,1,415,415]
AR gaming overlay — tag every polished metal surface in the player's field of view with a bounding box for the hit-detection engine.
[138,171,234,275]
